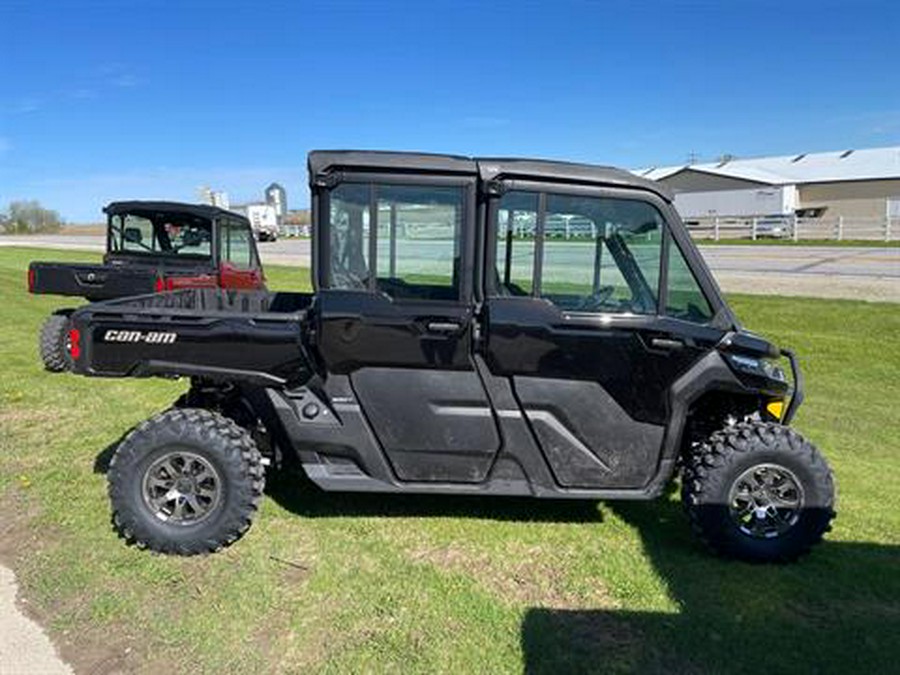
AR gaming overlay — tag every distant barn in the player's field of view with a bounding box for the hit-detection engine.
[637,146,900,222]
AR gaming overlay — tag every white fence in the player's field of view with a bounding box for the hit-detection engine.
[685,215,897,242]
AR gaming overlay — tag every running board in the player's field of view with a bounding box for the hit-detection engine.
[301,460,668,500]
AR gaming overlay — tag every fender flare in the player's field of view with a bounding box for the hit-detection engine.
[645,350,751,495]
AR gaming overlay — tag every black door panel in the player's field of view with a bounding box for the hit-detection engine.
[485,298,714,425]
[316,291,499,483]
[351,368,500,482]
[312,172,499,484]
[484,296,722,489]
[316,291,473,373]
[513,376,664,488]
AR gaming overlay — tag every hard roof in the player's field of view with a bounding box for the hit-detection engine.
[308,150,672,200]
[477,157,671,199]
[103,201,246,221]
[308,150,476,181]
[637,145,900,186]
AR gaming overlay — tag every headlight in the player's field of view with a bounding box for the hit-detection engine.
[726,354,787,382]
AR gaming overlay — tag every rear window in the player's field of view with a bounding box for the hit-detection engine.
[109,212,212,258]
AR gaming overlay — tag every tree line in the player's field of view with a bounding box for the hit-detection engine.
[1,200,64,234]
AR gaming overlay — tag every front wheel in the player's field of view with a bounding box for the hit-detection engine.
[681,422,835,563]
[108,408,265,555]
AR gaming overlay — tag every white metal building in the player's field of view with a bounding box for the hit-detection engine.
[636,146,900,222]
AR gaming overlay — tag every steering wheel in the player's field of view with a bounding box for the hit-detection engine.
[574,285,615,312]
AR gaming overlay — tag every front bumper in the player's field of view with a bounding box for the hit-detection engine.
[780,348,804,424]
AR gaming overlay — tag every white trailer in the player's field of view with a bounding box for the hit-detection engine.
[673,185,798,218]
[244,204,279,242]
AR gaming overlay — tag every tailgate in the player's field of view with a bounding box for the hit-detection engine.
[69,290,312,386]
[28,261,157,300]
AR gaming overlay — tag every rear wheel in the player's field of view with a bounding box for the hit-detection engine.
[39,314,71,372]
[681,421,835,562]
[108,408,265,555]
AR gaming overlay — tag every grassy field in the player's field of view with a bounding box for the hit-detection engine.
[0,246,898,674]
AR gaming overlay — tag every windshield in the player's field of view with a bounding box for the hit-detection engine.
[108,211,213,258]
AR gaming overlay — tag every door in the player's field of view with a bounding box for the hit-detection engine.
[314,175,501,483]
[483,185,725,489]
[218,217,265,289]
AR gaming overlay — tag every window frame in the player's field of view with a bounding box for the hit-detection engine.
[485,182,721,323]
[218,216,259,270]
[317,173,477,305]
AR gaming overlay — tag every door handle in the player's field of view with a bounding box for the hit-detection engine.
[426,321,462,334]
[650,337,684,350]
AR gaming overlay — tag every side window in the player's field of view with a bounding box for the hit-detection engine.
[492,192,664,314]
[666,240,713,322]
[509,194,663,315]
[222,218,253,269]
[495,192,537,295]
[328,183,464,301]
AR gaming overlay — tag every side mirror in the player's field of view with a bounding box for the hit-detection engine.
[632,220,657,235]
[124,227,143,244]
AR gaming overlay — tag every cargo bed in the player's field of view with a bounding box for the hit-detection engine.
[29,261,160,301]
[69,288,314,385]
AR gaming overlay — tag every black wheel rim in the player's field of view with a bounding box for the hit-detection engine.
[728,463,804,539]
[141,450,222,525]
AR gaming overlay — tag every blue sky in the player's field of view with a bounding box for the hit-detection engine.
[1,0,898,222]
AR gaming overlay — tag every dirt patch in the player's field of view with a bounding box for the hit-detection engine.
[268,553,313,585]
[59,637,138,675]
[410,544,614,609]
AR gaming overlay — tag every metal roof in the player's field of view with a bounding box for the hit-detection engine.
[637,145,900,186]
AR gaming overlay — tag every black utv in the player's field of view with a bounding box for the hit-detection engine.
[65,151,835,562]
[28,201,265,371]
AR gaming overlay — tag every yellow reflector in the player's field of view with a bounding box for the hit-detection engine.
[767,400,785,420]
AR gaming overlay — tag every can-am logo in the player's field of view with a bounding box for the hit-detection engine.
[103,330,177,345]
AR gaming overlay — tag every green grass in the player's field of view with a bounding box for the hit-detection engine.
[0,246,898,674]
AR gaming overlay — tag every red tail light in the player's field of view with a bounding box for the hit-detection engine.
[154,276,165,293]
[166,278,175,291]
[27,268,36,293]
[68,328,81,361]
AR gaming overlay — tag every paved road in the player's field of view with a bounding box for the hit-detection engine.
[2,235,898,300]
[0,564,73,674]
[698,245,899,301]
